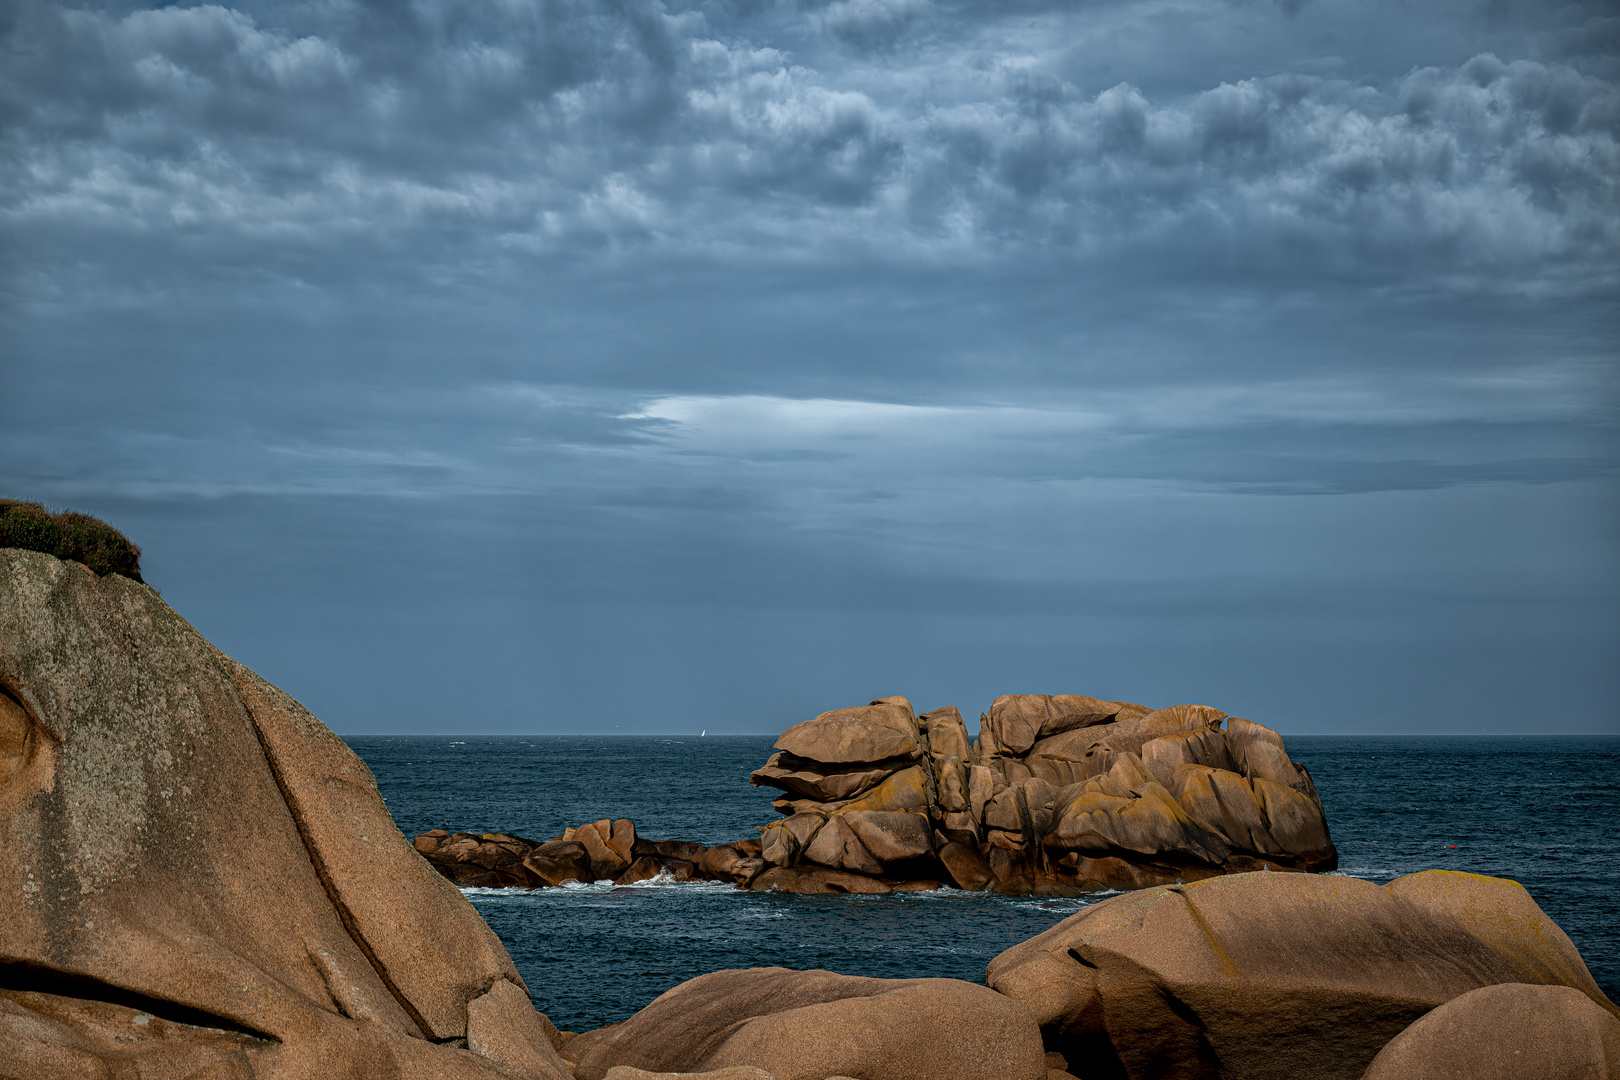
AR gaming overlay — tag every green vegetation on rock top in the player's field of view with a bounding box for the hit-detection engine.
[0,500,143,582]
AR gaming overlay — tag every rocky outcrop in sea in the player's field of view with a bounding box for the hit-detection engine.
[420,693,1337,896]
[748,694,1335,894]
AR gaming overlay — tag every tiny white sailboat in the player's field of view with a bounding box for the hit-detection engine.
[700,729,706,737]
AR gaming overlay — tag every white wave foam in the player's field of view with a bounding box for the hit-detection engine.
[461,876,738,899]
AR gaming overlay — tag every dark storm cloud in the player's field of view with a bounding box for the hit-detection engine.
[3,0,1615,283]
[804,0,928,52]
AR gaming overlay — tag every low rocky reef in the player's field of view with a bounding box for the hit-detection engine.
[418,694,1336,896]
[414,819,719,889]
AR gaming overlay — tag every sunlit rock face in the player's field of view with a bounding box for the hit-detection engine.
[0,548,570,1080]
[748,693,1337,895]
[985,869,1620,1080]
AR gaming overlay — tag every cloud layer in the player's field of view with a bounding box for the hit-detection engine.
[4,0,1616,284]
[1,0,1616,732]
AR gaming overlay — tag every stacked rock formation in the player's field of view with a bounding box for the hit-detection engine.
[748,693,1336,894]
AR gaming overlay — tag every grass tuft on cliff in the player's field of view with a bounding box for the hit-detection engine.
[0,500,144,582]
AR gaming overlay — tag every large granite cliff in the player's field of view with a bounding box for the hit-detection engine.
[0,548,571,1079]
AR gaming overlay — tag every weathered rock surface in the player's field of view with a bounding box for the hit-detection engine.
[986,868,1620,1080]
[562,967,1047,1080]
[746,691,1335,895]
[1360,982,1620,1080]
[699,842,765,885]
[748,866,891,894]
[525,840,594,886]
[0,547,571,1079]
[749,752,905,802]
[644,839,709,863]
[796,814,882,876]
[771,703,921,765]
[983,695,1145,757]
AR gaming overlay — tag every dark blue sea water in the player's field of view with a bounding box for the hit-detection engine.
[345,735,1620,1031]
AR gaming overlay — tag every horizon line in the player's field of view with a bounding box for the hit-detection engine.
[334,731,1620,739]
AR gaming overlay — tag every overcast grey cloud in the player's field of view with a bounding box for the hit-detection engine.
[2,0,1616,734]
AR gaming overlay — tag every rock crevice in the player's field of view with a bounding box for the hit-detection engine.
[239,679,433,1040]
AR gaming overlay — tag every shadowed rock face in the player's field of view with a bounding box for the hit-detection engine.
[0,549,571,1079]
[985,869,1620,1080]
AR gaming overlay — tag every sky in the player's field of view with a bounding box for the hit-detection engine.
[2,0,1617,736]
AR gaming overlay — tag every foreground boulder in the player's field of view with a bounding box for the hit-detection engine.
[562,967,1047,1080]
[0,548,571,1079]
[748,693,1335,895]
[985,868,1620,1080]
[1360,982,1620,1080]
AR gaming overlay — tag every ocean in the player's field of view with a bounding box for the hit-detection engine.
[345,734,1620,1032]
